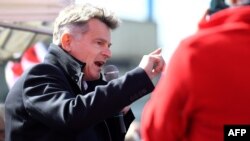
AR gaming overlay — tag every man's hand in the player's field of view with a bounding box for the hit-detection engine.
[139,48,165,79]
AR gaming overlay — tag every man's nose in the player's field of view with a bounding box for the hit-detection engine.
[102,48,112,58]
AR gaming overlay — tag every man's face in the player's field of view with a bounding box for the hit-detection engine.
[69,19,112,81]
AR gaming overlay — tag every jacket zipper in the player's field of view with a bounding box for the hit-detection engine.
[79,72,84,92]
[104,120,112,141]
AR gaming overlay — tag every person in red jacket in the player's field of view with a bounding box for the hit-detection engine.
[141,0,250,141]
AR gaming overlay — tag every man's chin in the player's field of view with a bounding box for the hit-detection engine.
[85,75,100,81]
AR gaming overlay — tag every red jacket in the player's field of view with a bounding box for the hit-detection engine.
[141,6,250,141]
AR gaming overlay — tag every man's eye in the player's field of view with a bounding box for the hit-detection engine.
[97,41,104,45]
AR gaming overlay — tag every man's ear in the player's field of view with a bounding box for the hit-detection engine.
[61,33,72,52]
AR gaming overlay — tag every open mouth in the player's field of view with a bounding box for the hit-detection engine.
[94,61,105,67]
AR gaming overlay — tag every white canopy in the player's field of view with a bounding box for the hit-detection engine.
[0,0,71,22]
[0,0,74,62]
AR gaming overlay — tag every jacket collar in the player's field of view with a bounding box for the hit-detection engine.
[199,5,250,29]
[44,44,85,85]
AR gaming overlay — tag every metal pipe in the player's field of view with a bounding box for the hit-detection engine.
[0,22,52,36]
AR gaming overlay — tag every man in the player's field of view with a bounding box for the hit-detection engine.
[5,3,165,141]
[141,0,250,141]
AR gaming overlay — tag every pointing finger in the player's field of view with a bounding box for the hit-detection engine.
[149,48,162,55]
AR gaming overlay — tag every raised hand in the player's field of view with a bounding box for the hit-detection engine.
[139,48,165,79]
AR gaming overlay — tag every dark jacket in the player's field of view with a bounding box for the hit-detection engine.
[5,44,155,141]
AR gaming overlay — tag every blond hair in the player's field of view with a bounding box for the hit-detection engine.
[53,3,120,45]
